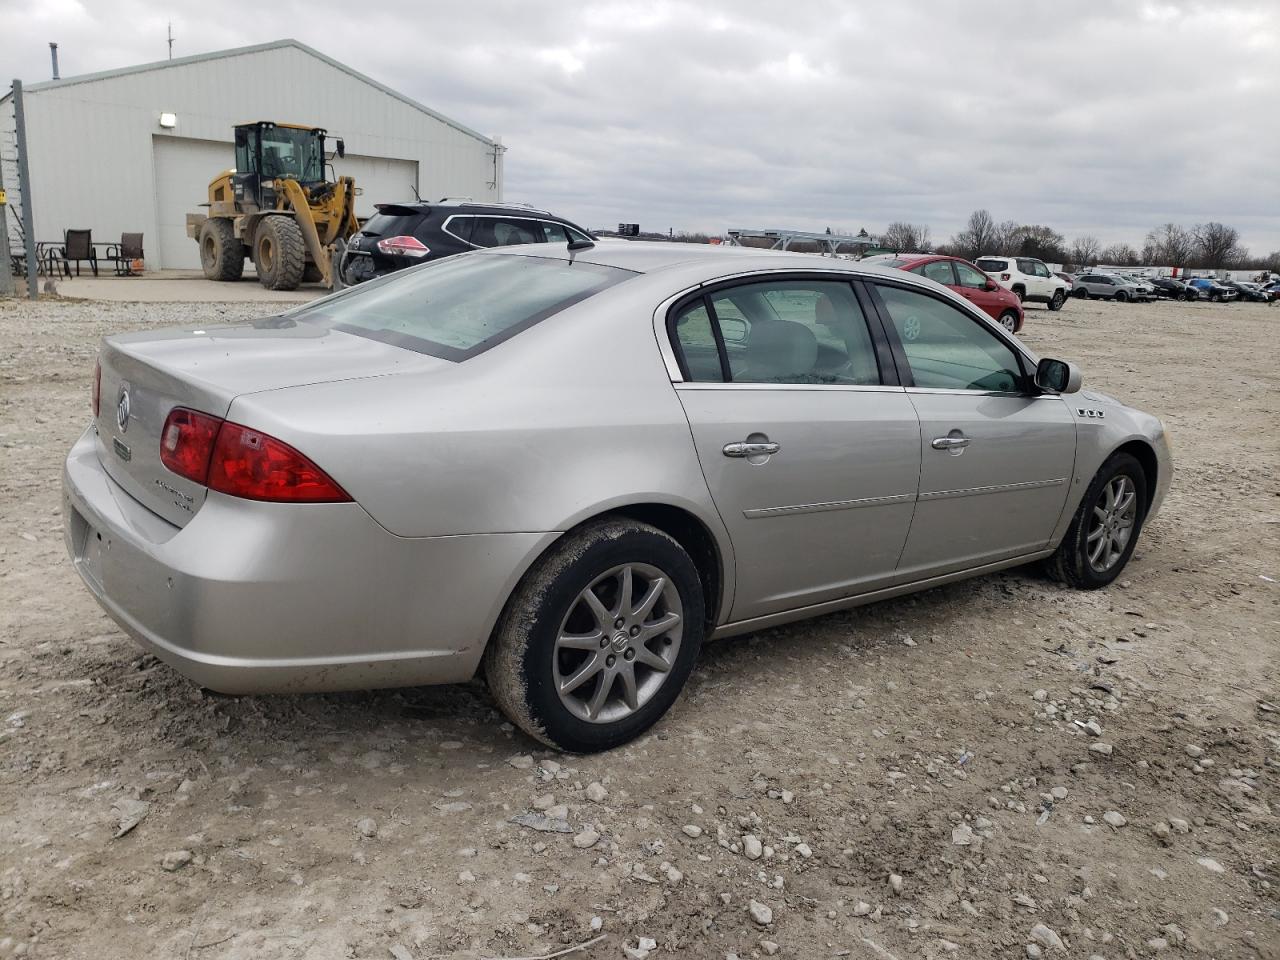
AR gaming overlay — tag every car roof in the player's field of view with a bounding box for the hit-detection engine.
[481,240,924,280]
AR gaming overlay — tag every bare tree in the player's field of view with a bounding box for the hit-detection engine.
[882,221,932,253]
[948,209,998,260]
[1068,235,1102,270]
[1099,243,1140,267]
[1011,224,1067,262]
[992,220,1022,256]
[1143,223,1195,268]
[1193,222,1243,269]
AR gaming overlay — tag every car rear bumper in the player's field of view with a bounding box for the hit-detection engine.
[63,427,555,694]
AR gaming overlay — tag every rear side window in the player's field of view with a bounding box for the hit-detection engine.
[673,279,881,386]
[975,258,1007,272]
[469,217,542,247]
[291,254,634,361]
[912,260,956,285]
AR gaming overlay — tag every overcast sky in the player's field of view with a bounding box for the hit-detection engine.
[3,0,1277,253]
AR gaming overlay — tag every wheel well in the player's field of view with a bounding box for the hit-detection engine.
[1115,440,1158,513]
[604,504,724,629]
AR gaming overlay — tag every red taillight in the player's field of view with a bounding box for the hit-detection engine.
[208,422,351,503]
[160,408,222,483]
[159,408,350,503]
[376,235,430,258]
[1001,273,1011,281]
[92,359,102,417]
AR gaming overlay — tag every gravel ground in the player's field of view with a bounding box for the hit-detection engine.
[1,293,1277,960]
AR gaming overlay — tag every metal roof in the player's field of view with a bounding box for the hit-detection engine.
[3,39,495,147]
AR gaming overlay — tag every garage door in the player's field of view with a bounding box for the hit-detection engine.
[152,136,233,270]
[334,154,419,219]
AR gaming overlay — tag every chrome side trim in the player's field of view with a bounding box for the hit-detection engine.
[674,382,907,394]
[743,492,914,519]
[918,477,1066,502]
[711,548,1056,637]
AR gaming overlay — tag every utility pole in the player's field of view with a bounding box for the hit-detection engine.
[168,23,175,60]
[12,80,39,299]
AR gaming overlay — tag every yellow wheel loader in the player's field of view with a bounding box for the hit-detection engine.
[187,121,359,290]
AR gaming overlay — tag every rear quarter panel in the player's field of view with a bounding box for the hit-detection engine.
[226,274,730,545]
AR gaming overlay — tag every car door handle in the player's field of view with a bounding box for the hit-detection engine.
[723,441,780,458]
[931,436,971,450]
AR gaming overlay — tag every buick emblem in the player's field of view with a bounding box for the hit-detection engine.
[116,384,131,433]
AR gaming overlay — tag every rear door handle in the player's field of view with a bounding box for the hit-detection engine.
[723,441,780,458]
[931,436,971,450]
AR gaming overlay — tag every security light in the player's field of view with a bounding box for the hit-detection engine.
[159,112,177,129]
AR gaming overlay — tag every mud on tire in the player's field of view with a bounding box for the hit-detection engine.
[484,517,705,753]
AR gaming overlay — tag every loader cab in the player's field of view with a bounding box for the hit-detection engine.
[232,122,336,210]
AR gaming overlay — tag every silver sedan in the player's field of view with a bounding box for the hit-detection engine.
[64,242,1171,752]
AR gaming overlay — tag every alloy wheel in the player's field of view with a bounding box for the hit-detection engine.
[1087,475,1137,572]
[553,563,683,724]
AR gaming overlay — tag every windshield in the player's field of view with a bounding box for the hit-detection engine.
[259,126,324,181]
[291,253,635,360]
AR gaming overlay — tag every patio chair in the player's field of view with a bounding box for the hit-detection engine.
[61,229,98,277]
[105,233,144,276]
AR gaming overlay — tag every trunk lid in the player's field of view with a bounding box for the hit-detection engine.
[95,317,445,527]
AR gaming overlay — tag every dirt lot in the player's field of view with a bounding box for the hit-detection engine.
[1,292,1277,960]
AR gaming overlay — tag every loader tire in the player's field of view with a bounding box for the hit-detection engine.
[199,218,245,281]
[254,215,306,291]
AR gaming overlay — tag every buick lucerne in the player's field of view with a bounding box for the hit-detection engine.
[63,242,1171,752]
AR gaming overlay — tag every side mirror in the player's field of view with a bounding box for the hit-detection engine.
[1035,357,1083,394]
[984,279,997,291]
[336,139,346,158]
[720,317,749,343]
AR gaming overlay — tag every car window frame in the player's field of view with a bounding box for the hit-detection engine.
[664,272,896,389]
[862,278,1035,396]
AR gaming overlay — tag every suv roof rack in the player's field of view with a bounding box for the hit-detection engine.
[725,227,879,256]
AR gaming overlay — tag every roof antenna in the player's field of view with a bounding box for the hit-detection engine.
[49,42,60,80]
[167,22,175,60]
[410,182,421,202]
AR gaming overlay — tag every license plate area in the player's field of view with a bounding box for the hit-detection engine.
[70,506,106,591]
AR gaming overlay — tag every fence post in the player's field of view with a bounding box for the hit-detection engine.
[12,79,38,299]
[0,155,13,297]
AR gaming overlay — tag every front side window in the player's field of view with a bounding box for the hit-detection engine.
[954,262,989,289]
[875,284,1024,392]
[291,254,634,360]
[673,279,880,385]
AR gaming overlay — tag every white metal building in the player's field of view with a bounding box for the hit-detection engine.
[0,39,503,269]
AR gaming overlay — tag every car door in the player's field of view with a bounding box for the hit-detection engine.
[867,281,1076,579]
[1017,259,1046,299]
[953,260,1003,319]
[668,276,922,622]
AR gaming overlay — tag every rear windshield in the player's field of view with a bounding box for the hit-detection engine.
[975,259,1007,271]
[290,253,634,361]
[359,208,426,238]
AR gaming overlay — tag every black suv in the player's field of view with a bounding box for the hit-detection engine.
[341,200,595,283]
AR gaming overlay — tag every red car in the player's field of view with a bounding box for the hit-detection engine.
[874,254,1026,333]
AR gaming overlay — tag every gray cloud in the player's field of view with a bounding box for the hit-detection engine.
[3,0,1276,251]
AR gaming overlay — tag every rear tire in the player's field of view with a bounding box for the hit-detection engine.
[253,216,306,291]
[1047,452,1147,590]
[1048,289,1066,311]
[198,219,245,281]
[484,518,705,753]
[1012,285,1027,303]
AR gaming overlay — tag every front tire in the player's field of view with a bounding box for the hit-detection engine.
[997,310,1020,333]
[198,219,245,281]
[1048,452,1147,589]
[1074,287,1089,299]
[1048,289,1066,311]
[253,216,306,291]
[484,518,705,753]
[1114,290,1129,303]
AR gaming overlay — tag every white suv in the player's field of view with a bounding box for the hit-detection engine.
[974,255,1069,311]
